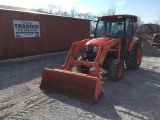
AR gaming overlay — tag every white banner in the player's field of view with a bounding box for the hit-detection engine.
[13,20,40,38]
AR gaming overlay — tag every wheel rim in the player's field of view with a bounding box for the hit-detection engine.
[118,64,123,78]
[136,49,142,65]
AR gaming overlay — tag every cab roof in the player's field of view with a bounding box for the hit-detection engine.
[99,14,137,20]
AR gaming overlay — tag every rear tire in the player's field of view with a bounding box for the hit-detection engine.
[76,56,90,74]
[108,59,124,82]
[125,42,142,70]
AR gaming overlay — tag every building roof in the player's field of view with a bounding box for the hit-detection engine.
[0,5,39,13]
[0,5,91,21]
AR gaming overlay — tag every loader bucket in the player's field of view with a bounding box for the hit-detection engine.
[40,68,103,104]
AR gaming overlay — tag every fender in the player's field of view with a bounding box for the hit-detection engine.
[128,37,139,51]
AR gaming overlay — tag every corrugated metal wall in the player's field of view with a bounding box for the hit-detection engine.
[0,9,90,60]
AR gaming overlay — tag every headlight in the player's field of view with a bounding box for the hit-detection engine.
[85,46,98,53]
[93,46,98,52]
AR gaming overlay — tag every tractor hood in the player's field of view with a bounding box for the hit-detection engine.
[86,37,111,47]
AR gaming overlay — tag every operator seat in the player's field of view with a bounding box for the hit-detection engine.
[115,30,124,38]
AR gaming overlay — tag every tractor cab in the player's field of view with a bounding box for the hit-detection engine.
[94,15,137,41]
[87,15,139,60]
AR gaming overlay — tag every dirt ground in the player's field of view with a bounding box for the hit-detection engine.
[0,37,160,120]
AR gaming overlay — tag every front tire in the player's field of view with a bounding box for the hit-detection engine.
[108,59,124,82]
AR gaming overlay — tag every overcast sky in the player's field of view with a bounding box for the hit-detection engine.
[0,0,160,23]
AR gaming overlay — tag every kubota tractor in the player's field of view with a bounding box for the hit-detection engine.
[40,14,142,104]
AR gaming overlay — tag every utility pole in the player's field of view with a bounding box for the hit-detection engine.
[157,20,160,32]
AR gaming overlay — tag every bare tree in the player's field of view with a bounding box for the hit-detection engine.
[54,6,63,15]
[77,13,97,20]
[134,16,144,32]
[37,8,48,13]
[77,13,84,19]
[100,6,116,16]
[69,7,77,18]
[61,11,70,17]
[37,4,97,20]
[48,4,56,14]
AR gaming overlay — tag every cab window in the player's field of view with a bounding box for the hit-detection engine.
[126,18,132,38]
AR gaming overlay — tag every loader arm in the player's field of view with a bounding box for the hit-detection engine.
[90,38,121,77]
[63,38,121,77]
[62,39,90,70]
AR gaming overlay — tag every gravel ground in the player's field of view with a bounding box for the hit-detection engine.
[0,41,160,120]
[139,35,160,57]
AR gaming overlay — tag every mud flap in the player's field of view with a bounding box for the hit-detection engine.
[40,68,103,104]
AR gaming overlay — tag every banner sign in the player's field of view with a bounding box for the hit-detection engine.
[13,20,40,38]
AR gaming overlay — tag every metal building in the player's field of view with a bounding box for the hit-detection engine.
[0,6,90,60]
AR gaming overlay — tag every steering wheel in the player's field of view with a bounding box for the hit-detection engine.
[109,33,115,37]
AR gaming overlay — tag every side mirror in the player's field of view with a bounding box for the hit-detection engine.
[133,19,137,22]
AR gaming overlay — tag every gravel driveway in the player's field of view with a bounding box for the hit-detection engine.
[0,43,160,120]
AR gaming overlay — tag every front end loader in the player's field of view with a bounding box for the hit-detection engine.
[40,14,142,104]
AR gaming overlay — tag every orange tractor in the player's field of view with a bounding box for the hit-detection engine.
[40,14,142,104]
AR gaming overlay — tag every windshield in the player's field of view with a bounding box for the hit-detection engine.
[95,19,124,38]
